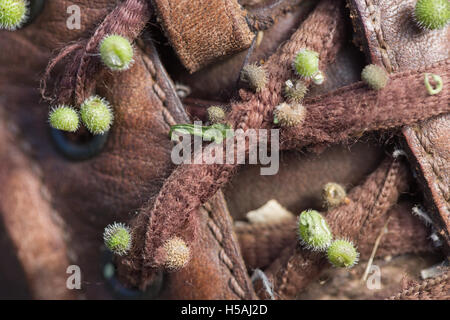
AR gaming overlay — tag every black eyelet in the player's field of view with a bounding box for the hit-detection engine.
[102,251,164,300]
[50,127,109,161]
[23,0,46,27]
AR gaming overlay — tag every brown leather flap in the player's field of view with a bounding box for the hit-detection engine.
[403,116,450,248]
[153,0,254,73]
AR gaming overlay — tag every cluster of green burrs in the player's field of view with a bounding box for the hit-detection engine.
[49,95,114,135]
[0,0,28,30]
[169,123,233,144]
[273,48,326,128]
[298,209,359,268]
[48,35,135,134]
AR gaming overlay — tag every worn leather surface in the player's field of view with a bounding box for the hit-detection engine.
[348,0,450,249]
[0,112,74,299]
[403,116,450,247]
[348,0,448,72]
[153,0,253,73]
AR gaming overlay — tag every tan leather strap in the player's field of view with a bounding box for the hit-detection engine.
[153,0,254,72]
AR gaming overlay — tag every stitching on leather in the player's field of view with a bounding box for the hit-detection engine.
[203,204,246,299]
[140,53,177,127]
[364,0,393,72]
[229,277,247,298]
[219,249,234,269]
[141,55,165,104]
[207,219,224,243]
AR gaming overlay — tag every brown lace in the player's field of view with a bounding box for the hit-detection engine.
[235,201,432,273]
[41,0,151,105]
[267,157,410,299]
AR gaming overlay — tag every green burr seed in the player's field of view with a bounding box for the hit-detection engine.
[284,79,308,103]
[414,0,450,30]
[240,63,267,92]
[48,105,80,132]
[327,239,359,268]
[0,0,28,30]
[361,64,389,90]
[424,73,443,95]
[99,35,134,71]
[322,182,348,209]
[207,106,226,124]
[298,209,333,251]
[293,49,319,78]
[103,222,132,256]
[80,95,114,135]
[273,102,307,127]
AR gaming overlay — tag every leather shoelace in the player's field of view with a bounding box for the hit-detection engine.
[281,59,450,150]
[388,272,449,300]
[41,0,151,105]
[264,157,410,299]
[235,201,432,272]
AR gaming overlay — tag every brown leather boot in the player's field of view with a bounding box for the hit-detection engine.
[0,0,448,300]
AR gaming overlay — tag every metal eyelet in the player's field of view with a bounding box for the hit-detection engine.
[50,128,109,161]
[102,251,164,299]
